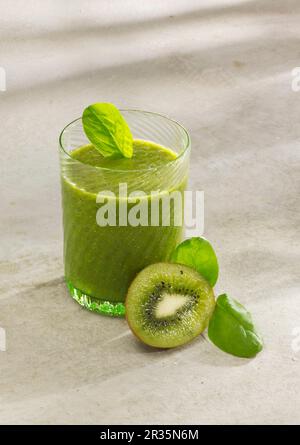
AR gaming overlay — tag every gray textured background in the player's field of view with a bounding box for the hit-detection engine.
[0,0,300,424]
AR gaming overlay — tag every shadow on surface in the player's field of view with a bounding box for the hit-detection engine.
[2,0,298,43]
[3,31,300,99]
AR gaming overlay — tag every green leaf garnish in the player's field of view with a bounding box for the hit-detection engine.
[170,237,219,286]
[208,294,263,358]
[82,103,133,158]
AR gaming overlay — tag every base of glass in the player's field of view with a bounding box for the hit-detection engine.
[66,280,125,317]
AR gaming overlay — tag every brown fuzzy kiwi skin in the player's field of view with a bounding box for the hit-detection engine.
[125,262,215,349]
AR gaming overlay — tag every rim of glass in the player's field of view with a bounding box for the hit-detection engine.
[59,109,191,173]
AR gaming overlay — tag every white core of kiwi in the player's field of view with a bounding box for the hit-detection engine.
[155,292,189,319]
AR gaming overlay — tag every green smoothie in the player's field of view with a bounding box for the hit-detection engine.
[61,139,187,312]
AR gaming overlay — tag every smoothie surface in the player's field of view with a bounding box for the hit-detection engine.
[71,139,177,170]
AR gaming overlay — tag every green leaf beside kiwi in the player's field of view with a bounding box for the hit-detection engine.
[208,294,263,358]
[170,237,219,287]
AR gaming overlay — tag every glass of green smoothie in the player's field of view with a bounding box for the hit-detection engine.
[59,109,191,316]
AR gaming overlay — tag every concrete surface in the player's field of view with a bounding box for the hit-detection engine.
[0,0,300,425]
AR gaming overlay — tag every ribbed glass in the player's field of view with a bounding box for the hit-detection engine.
[59,110,191,317]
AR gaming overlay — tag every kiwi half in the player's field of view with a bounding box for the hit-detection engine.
[126,263,215,348]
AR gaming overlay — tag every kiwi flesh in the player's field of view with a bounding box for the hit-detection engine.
[126,263,215,348]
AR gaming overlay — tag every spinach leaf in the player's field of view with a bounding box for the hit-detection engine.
[82,103,133,158]
[170,237,219,286]
[208,294,263,358]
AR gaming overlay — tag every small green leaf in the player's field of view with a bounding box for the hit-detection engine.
[208,294,263,358]
[170,237,219,286]
[82,103,133,158]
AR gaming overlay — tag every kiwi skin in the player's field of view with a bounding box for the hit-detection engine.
[125,262,215,349]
